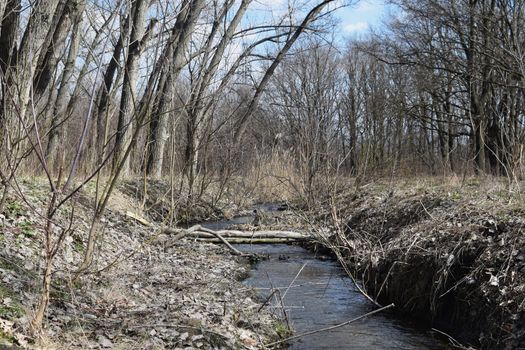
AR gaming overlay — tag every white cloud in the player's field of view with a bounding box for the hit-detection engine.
[355,0,382,12]
[343,21,369,33]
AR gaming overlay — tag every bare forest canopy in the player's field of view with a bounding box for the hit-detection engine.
[0,0,346,333]
[1,0,525,194]
[0,0,341,186]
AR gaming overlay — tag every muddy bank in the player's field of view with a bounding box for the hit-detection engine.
[312,181,525,349]
[0,180,281,349]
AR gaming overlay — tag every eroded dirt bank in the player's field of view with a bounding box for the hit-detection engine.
[0,180,282,349]
[311,180,525,349]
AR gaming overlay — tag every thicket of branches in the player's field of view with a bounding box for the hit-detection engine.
[0,0,341,333]
[254,0,525,190]
[0,0,342,193]
[1,0,525,333]
[3,0,525,203]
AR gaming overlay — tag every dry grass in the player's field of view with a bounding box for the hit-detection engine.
[243,151,303,203]
[300,176,525,349]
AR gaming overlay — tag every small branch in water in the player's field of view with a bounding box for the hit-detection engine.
[431,328,476,349]
[257,289,279,312]
[332,248,381,307]
[376,261,398,301]
[281,262,307,300]
[265,303,395,348]
[275,288,291,331]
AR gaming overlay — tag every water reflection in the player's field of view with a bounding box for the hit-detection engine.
[238,244,451,350]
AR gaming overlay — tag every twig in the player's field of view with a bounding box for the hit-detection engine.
[191,225,245,255]
[265,303,395,348]
[375,261,397,301]
[281,263,307,300]
[257,289,278,312]
[419,199,435,220]
[321,269,334,298]
[431,327,475,349]
[332,247,381,307]
[275,288,291,331]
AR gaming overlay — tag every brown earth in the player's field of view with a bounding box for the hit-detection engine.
[308,178,525,349]
[4,176,523,349]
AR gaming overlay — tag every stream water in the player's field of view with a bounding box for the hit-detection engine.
[199,209,451,349]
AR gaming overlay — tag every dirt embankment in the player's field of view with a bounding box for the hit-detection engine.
[0,179,283,349]
[317,180,525,349]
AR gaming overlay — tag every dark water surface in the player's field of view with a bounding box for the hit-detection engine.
[197,210,451,349]
[196,203,277,231]
[237,244,451,350]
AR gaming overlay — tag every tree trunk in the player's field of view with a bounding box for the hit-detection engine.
[46,9,84,172]
[9,0,61,121]
[146,0,205,178]
[183,0,250,189]
[0,2,6,23]
[0,0,21,127]
[30,258,53,334]
[113,0,149,177]
[33,0,77,97]
[0,0,19,74]
[146,79,170,178]
[94,14,130,161]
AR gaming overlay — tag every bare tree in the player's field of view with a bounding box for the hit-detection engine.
[113,0,151,177]
[45,0,86,171]
[146,0,206,178]
[266,40,342,206]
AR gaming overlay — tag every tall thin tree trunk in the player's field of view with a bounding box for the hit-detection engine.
[183,0,250,190]
[46,9,84,171]
[113,0,148,177]
[0,0,21,128]
[9,0,61,121]
[147,0,205,178]
[33,0,75,97]
[94,14,130,161]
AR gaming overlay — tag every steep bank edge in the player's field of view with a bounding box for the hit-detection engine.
[320,187,525,349]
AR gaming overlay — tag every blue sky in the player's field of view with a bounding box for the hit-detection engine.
[334,0,393,38]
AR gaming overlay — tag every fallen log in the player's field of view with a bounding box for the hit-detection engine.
[187,230,308,240]
[125,211,152,226]
[188,225,244,255]
[162,227,308,240]
[161,225,309,247]
[193,238,302,244]
[162,225,244,255]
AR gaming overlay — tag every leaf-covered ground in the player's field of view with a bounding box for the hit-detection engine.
[0,179,283,349]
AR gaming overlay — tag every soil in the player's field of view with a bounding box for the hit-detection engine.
[307,178,525,349]
[0,179,283,349]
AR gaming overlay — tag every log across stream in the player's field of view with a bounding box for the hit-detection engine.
[195,209,453,349]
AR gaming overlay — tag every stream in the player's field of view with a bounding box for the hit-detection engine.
[199,208,451,349]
